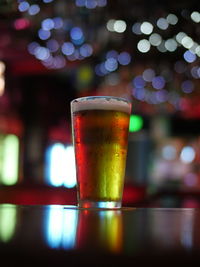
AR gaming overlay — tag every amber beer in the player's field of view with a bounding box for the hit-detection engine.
[71,96,131,209]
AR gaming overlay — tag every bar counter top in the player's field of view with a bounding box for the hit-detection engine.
[0,204,200,266]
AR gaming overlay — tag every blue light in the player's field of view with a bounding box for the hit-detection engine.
[43,0,54,3]
[53,17,64,29]
[72,36,85,46]
[100,63,109,75]
[38,29,51,40]
[45,144,76,188]
[46,39,59,52]
[34,47,50,60]
[28,4,40,15]
[133,87,146,100]
[70,27,83,41]
[118,52,131,65]
[132,23,142,35]
[133,76,146,88]
[85,0,97,9]
[181,80,194,93]
[106,50,118,59]
[80,44,93,57]
[42,18,54,30]
[95,64,105,76]
[75,0,85,7]
[27,42,40,55]
[18,1,30,12]
[45,206,78,250]
[61,42,75,56]
[104,58,118,72]
[152,76,165,89]
[183,50,196,63]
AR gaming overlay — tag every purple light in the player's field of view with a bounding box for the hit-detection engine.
[155,89,168,103]
[152,76,165,89]
[52,55,66,69]
[142,68,155,82]
[133,76,146,88]
[80,44,93,57]
[183,50,196,63]
[46,39,59,52]
[181,80,194,93]
[53,17,64,29]
[132,87,146,100]
[97,0,107,7]
[191,66,200,79]
[118,52,131,65]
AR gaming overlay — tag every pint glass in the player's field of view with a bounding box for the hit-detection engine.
[71,96,132,209]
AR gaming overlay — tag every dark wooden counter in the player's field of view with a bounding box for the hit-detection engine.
[0,204,200,266]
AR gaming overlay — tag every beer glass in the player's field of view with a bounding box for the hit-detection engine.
[71,96,132,209]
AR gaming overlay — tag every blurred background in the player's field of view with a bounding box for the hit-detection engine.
[0,0,200,207]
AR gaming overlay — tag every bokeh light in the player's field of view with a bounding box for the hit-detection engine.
[149,33,162,46]
[157,18,169,30]
[152,76,166,89]
[142,68,155,82]
[132,23,142,35]
[140,22,153,35]
[113,20,126,33]
[137,39,151,53]
[166,14,178,25]
[133,75,146,88]
[191,11,200,23]
[164,39,177,52]
[183,50,196,63]
[28,4,40,15]
[162,145,177,160]
[18,1,30,12]
[181,80,194,93]
[61,42,75,56]
[180,146,195,163]
[117,52,131,65]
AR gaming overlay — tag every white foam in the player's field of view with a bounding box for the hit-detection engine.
[71,96,132,114]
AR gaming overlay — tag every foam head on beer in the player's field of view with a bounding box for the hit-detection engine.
[71,96,132,209]
[71,96,132,114]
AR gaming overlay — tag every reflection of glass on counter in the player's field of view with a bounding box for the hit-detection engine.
[76,210,123,253]
[0,204,18,242]
[150,209,195,249]
[45,206,78,250]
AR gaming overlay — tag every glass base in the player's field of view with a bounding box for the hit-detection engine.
[78,200,122,209]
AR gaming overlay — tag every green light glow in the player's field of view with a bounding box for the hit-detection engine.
[129,115,143,132]
[1,134,19,185]
[0,205,17,242]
